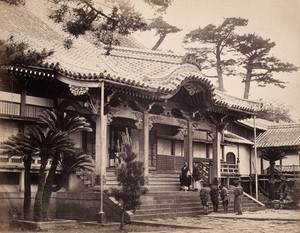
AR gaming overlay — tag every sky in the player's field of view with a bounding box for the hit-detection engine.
[129,0,300,122]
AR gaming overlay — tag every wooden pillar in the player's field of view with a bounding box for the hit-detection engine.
[98,82,106,223]
[20,80,28,117]
[183,118,193,177]
[212,129,221,182]
[143,110,149,182]
[19,170,25,192]
[95,115,101,175]
[187,119,193,172]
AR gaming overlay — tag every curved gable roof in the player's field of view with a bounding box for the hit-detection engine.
[0,0,261,114]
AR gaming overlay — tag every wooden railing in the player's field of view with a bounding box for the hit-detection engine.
[221,162,239,175]
[0,100,48,118]
[198,161,210,183]
[0,155,52,170]
[0,101,20,116]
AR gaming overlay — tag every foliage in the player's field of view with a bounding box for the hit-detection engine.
[289,179,300,207]
[147,16,181,50]
[184,17,248,91]
[260,148,286,162]
[37,109,93,220]
[38,108,92,134]
[111,145,147,229]
[1,109,94,221]
[48,0,147,46]
[256,98,293,123]
[143,0,173,12]
[234,33,299,99]
[1,133,34,219]
[0,36,54,66]
[0,0,25,5]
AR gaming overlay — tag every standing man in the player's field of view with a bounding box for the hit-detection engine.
[219,185,229,213]
[234,180,244,215]
[200,182,210,215]
[192,162,201,191]
[210,178,219,212]
[180,162,191,191]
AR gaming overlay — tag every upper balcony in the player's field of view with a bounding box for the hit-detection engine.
[0,91,53,119]
[0,155,52,172]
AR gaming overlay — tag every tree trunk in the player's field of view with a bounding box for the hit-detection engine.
[23,157,32,220]
[216,47,224,91]
[151,33,166,50]
[269,160,276,200]
[243,69,252,99]
[42,156,59,220]
[33,158,47,222]
[119,209,125,230]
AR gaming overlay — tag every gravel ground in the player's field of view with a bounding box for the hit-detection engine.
[2,209,300,233]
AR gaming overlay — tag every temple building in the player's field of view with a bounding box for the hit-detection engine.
[0,0,269,221]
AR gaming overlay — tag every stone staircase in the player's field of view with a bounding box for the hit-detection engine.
[102,171,265,221]
[130,172,265,221]
[131,189,265,220]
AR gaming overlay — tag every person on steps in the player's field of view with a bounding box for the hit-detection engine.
[200,182,210,215]
[219,185,229,213]
[210,179,219,213]
[180,162,191,191]
[233,180,244,215]
[192,162,201,191]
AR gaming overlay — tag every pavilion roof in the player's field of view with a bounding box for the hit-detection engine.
[0,0,261,114]
[256,124,300,148]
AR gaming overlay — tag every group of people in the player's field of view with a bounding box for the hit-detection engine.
[179,162,202,191]
[180,162,244,215]
[199,179,244,215]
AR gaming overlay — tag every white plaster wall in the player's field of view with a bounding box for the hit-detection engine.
[223,144,238,163]
[239,145,251,175]
[281,154,300,166]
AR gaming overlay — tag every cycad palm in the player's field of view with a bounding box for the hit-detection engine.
[2,133,34,220]
[27,126,74,221]
[1,126,74,221]
[260,148,286,200]
[38,109,93,220]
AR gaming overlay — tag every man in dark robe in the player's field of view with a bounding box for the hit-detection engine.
[210,180,219,212]
[180,162,191,191]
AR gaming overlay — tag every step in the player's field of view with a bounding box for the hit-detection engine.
[132,210,202,220]
[130,190,264,221]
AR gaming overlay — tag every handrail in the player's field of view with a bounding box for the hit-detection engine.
[243,191,265,207]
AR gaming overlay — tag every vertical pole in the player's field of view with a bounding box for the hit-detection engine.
[143,110,149,180]
[19,170,25,192]
[98,81,106,223]
[253,115,259,200]
[212,130,221,181]
[187,120,193,173]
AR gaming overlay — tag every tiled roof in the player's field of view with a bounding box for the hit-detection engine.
[256,124,300,148]
[0,0,261,113]
[237,118,278,131]
[224,130,254,145]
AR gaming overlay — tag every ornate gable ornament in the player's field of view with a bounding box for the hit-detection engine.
[181,53,202,71]
[183,82,202,96]
[107,102,143,129]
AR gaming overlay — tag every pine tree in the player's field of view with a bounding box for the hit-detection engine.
[112,145,147,229]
